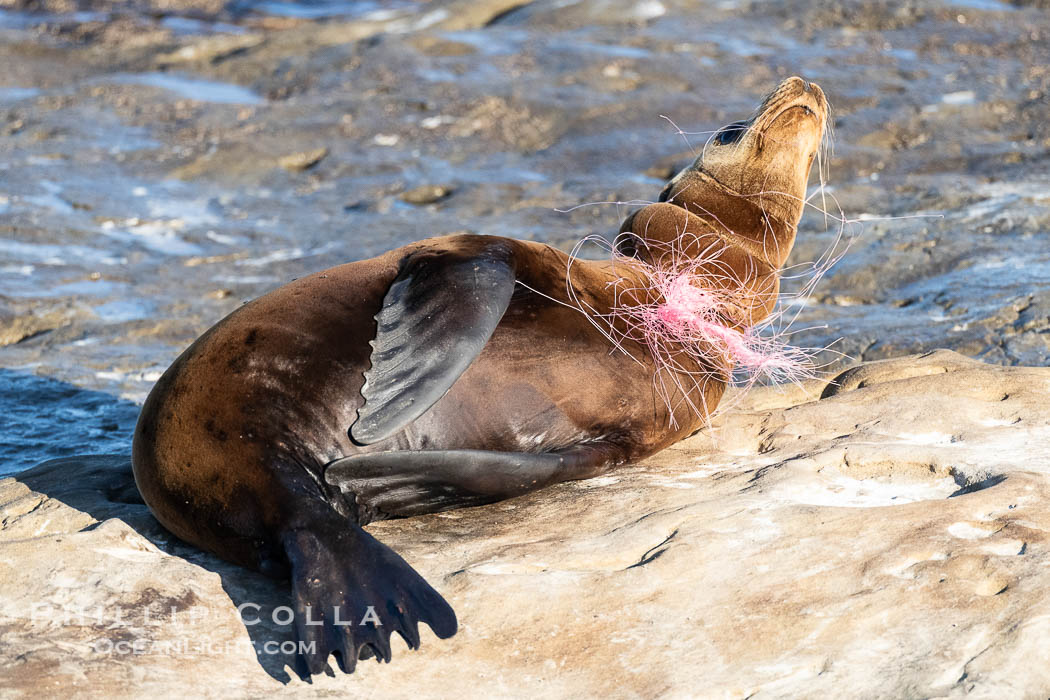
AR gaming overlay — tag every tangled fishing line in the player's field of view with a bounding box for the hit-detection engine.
[558,219,849,428]
[526,112,939,428]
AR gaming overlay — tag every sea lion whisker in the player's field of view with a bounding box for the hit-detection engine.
[745,186,942,231]
[552,198,657,214]
[659,114,701,157]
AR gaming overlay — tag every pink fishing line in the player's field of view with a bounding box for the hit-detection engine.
[559,223,851,428]
[623,263,812,386]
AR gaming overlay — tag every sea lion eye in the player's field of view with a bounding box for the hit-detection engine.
[715,120,748,145]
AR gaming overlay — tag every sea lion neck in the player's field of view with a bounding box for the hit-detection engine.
[660,169,799,269]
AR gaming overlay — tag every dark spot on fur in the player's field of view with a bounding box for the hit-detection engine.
[657,182,674,203]
[204,418,228,442]
[245,329,258,346]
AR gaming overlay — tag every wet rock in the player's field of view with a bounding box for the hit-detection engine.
[4,352,1050,696]
[277,148,328,172]
[399,184,454,205]
[451,96,568,153]
[405,35,478,57]
[155,34,265,66]
[168,143,279,182]
[0,304,66,347]
[3,118,26,136]
[431,0,537,31]
[18,0,226,13]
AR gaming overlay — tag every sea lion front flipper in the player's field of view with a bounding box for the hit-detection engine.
[282,519,457,675]
[351,239,517,445]
[325,445,622,517]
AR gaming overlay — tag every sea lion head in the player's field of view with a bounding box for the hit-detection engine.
[625,76,831,270]
[694,76,828,221]
[607,78,830,401]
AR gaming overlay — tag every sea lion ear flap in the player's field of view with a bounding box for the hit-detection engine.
[350,239,517,445]
[615,210,641,257]
[657,180,675,203]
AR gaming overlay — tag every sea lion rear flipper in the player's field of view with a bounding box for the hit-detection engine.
[282,519,457,675]
[325,445,621,517]
[351,239,517,445]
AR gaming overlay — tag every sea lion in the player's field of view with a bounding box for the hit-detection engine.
[132,76,828,674]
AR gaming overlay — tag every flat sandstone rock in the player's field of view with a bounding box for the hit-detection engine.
[2,350,1050,698]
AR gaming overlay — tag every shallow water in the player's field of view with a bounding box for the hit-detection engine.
[0,87,40,102]
[0,370,139,474]
[0,0,1047,476]
[106,73,264,105]
[239,0,417,20]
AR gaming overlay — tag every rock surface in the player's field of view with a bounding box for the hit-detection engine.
[3,350,1050,698]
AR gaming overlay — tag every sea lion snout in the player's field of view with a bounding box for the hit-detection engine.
[654,76,829,230]
[770,76,827,125]
[776,76,825,103]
